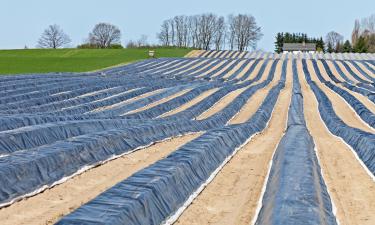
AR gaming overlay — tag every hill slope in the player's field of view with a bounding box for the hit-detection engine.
[0,48,192,74]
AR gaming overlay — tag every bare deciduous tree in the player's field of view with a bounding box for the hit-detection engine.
[351,19,361,46]
[213,16,226,50]
[228,14,262,51]
[137,35,149,47]
[37,24,71,49]
[158,20,172,46]
[157,13,262,51]
[326,31,344,52]
[88,23,121,48]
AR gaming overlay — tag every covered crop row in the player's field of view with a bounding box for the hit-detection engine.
[302,61,375,174]
[254,60,337,225]
[0,58,275,207]
[56,63,287,225]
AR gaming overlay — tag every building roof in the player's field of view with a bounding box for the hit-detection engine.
[283,43,316,51]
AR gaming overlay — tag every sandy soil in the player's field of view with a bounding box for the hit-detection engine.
[175,62,292,225]
[241,60,266,82]
[89,88,165,113]
[304,61,374,133]
[307,60,375,113]
[298,65,375,225]
[337,61,372,83]
[173,60,209,75]
[354,61,374,78]
[365,62,375,71]
[0,134,201,225]
[123,88,192,115]
[196,60,228,78]
[210,60,238,78]
[343,61,373,82]
[196,87,248,120]
[324,60,347,83]
[230,60,284,124]
[221,60,247,79]
[142,60,179,74]
[163,59,199,75]
[233,60,255,80]
[160,88,219,117]
[184,59,219,77]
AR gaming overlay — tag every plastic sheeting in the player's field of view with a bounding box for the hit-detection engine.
[255,60,337,225]
[0,58,281,207]
[56,73,286,225]
[303,61,375,174]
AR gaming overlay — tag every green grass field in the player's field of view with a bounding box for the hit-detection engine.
[0,48,192,75]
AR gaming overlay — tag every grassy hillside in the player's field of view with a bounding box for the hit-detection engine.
[0,48,192,75]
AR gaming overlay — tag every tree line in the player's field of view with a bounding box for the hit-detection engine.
[274,14,374,53]
[157,13,263,51]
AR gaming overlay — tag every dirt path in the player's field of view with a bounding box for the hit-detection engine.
[221,60,247,79]
[160,88,219,117]
[175,63,292,225]
[0,134,201,225]
[304,61,374,132]
[298,65,375,225]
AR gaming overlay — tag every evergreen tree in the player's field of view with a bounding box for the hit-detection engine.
[274,32,284,53]
[342,40,352,52]
[316,37,325,53]
[354,36,368,53]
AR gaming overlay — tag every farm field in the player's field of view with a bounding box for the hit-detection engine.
[0,50,374,225]
[0,48,192,74]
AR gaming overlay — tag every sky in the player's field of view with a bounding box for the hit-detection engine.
[0,0,373,51]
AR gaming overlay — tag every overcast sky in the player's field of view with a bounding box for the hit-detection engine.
[0,0,373,51]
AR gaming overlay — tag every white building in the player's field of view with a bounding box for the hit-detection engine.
[283,42,316,54]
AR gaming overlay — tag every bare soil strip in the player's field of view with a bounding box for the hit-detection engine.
[307,60,375,113]
[344,61,373,82]
[173,60,209,75]
[233,60,255,80]
[242,59,266,81]
[222,60,247,79]
[0,134,202,225]
[304,61,374,132]
[230,60,283,124]
[298,65,375,225]
[325,60,346,83]
[184,59,219,76]
[196,60,228,78]
[160,88,219,117]
[123,88,192,115]
[163,59,199,74]
[210,60,238,78]
[337,61,372,83]
[355,61,374,78]
[175,63,292,225]
[196,87,248,120]
[88,88,165,113]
